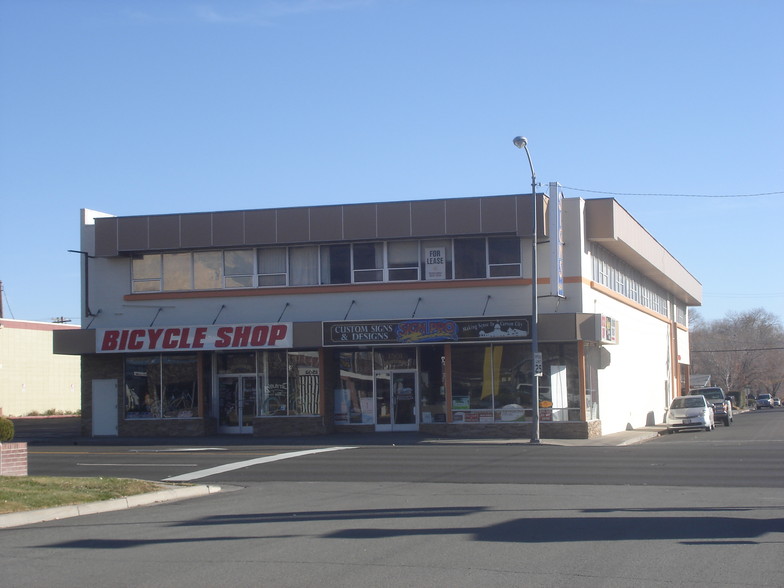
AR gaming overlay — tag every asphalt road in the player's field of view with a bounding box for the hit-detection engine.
[24,408,784,488]
[3,409,783,587]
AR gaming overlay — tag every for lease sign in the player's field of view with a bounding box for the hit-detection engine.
[96,323,292,353]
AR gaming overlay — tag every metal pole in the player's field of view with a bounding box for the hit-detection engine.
[513,136,541,444]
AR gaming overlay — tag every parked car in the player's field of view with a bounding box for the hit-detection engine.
[690,387,733,426]
[774,397,781,407]
[756,393,774,409]
[666,395,715,433]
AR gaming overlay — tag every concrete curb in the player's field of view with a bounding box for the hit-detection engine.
[0,484,222,529]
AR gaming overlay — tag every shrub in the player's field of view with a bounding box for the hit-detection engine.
[0,417,14,442]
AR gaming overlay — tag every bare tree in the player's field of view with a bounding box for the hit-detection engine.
[690,308,784,398]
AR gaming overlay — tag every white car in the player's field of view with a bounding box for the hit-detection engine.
[666,395,715,434]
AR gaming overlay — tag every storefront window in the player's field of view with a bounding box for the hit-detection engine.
[584,342,600,420]
[124,354,198,419]
[287,351,320,414]
[419,346,446,424]
[260,350,321,416]
[374,348,416,370]
[217,352,256,374]
[262,351,288,415]
[125,355,162,418]
[335,350,374,424]
[161,354,198,417]
[450,343,580,423]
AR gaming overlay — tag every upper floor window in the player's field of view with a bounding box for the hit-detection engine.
[194,251,223,290]
[353,242,383,283]
[163,252,192,291]
[321,244,351,285]
[454,238,486,279]
[488,237,522,277]
[389,241,420,281]
[289,246,319,286]
[129,235,523,293]
[132,254,162,293]
[258,248,287,287]
[224,249,254,288]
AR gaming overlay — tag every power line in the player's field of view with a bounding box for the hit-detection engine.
[692,347,784,353]
[561,186,784,198]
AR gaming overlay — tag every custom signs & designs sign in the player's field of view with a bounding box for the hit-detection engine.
[323,316,530,346]
[96,323,293,353]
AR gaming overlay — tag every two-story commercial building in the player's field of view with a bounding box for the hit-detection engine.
[54,184,701,439]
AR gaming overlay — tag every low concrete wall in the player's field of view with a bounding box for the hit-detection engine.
[253,417,329,437]
[117,418,217,437]
[420,420,602,439]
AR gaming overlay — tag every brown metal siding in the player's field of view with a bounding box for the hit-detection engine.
[343,203,377,241]
[309,205,344,242]
[118,217,149,251]
[377,201,412,238]
[94,217,119,256]
[244,209,277,244]
[182,213,213,248]
[95,194,543,255]
[212,211,244,246]
[149,215,180,250]
[445,197,481,235]
[276,207,310,243]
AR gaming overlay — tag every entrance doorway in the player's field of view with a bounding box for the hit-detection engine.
[218,375,256,434]
[375,370,418,431]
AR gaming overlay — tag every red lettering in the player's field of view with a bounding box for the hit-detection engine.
[268,324,288,346]
[215,326,232,348]
[232,326,251,347]
[147,328,164,349]
[178,327,192,349]
[162,328,179,349]
[128,329,145,350]
[250,325,269,346]
[119,330,130,350]
[101,331,120,351]
[192,327,207,349]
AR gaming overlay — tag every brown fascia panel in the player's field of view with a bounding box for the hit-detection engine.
[95,194,542,255]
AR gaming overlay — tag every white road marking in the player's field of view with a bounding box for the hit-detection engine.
[130,448,227,453]
[162,446,357,482]
[78,463,198,467]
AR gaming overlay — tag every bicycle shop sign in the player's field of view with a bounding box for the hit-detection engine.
[96,323,293,353]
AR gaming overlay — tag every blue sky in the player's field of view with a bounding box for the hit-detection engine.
[1,0,782,325]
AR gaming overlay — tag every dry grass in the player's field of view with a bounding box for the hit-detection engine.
[0,476,165,514]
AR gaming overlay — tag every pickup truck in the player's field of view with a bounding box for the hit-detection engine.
[690,387,734,426]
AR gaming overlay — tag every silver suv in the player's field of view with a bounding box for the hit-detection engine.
[756,393,774,409]
[690,387,733,426]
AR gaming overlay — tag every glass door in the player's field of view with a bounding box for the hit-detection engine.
[218,375,257,434]
[375,370,418,431]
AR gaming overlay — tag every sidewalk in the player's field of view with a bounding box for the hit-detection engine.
[0,484,224,529]
[424,425,666,447]
[10,415,667,447]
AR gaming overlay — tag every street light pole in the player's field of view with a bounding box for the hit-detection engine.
[513,136,541,444]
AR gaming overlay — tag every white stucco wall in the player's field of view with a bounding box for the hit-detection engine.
[588,292,673,434]
[0,321,81,416]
